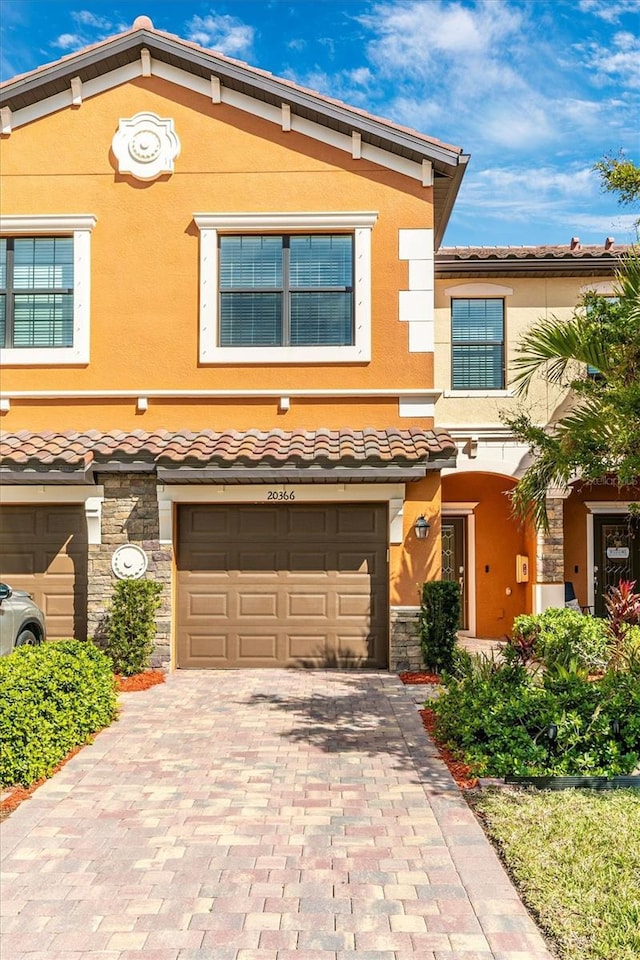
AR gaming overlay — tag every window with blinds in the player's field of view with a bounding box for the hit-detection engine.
[451,298,505,389]
[0,237,74,349]
[219,234,353,347]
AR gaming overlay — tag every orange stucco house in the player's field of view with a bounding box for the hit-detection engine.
[0,17,635,666]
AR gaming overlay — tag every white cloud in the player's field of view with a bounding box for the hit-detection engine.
[578,0,640,24]
[52,32,84,50]
[587,31,640,88]
[359,0,523,80]
[71,11,114,30]
[185,14,254,57]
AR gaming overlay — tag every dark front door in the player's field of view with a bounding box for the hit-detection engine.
[441,516,466,629]
[593,514,640,616]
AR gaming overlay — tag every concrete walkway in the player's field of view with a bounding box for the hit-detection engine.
[1,670,553,960]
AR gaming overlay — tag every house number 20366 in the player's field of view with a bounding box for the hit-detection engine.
[267,490,296,501]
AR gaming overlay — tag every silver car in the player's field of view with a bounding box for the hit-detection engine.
[0,583,46,656]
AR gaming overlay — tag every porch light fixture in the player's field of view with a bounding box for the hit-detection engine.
[414,515,431,539]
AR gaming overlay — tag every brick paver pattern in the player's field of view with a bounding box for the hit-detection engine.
[1,670,553,959]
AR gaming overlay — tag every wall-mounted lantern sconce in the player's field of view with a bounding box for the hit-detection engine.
[414,515,431,539]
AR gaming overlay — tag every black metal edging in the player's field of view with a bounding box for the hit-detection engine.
[504,775,640,791]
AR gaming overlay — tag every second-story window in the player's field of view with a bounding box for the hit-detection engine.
[451,298,505,389]
[219,234,353,347]
[0,238,74,349]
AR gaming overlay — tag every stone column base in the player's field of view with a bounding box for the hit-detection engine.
[389,606,422,672]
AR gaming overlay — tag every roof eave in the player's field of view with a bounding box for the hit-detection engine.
[0,29,465,171]
[435,254,623,279]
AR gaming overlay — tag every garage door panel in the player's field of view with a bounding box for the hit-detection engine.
[237,508,279,537]
[183,509,230,537]
[0,552,36,575]
[337,508,384,537]
[287,593,328,618]
[285,509,330,537]
[188,634,229,661]
[177,503,387,668]
[184,550,231,572]
[0,506,88,641]
[238,634,279,660]
[337,593,372,618]
[287,633,329,660]
[238,593,278,617]
[189,592,229,617]
[236,550,279,571]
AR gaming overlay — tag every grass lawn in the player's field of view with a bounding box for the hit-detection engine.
[471,788,640,960]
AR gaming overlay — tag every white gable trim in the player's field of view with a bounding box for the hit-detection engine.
[8,59,430,184]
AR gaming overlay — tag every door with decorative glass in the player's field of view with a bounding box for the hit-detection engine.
[441,517,467,629]
[593,514,640,617]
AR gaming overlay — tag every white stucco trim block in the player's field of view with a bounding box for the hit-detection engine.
[398,395,436,418]
[444,282,513,297]
[408,259,433,291]
[408,322,434,353]
[399,291,432,322]
[398,229,433,261]
[534,583,565,614]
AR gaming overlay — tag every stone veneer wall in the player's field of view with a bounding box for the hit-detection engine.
[536,495,566,584]
[87,472,172,668]
[389,607,423,672]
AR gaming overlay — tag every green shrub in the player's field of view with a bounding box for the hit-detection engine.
[512,607,611,672]
[0,639,118,787]
[419,580,461,673]
[105,577,163,676]
[433,659,640,778]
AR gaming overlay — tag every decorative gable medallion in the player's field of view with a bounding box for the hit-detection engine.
[111,111,180,181]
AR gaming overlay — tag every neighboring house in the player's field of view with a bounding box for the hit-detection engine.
[0,19,634,666]
[434,242,637,637]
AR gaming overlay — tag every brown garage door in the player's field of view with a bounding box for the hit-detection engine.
[0,505,88,641]
[177,503,388,668]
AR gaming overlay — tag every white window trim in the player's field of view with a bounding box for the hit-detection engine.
[0,215,96,366]
[194,212,376,364]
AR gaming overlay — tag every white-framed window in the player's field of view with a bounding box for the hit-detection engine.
[451,297,505,390]
[0,215,96,365]
[194,212,376,363]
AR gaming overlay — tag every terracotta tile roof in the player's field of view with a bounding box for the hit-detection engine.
[437,242,629,261]
[1,428,456,470]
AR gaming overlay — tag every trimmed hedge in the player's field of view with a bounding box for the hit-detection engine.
[419,580,461,673]
[0,639,118,788]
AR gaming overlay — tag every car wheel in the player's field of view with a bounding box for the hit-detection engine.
[15,628,40,647]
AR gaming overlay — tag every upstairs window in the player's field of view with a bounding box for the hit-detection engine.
[1,238,74,349]
[219,234,353,348]
[451,298,505,390]
[195,212,375,364]
[0,215,95,366]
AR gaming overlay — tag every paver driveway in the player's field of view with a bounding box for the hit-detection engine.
[1,670,553,960]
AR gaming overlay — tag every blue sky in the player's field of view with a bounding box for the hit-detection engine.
[1,0,639,247]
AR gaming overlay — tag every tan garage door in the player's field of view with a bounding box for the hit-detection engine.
[177,503,388,668]
[0,505,88,641]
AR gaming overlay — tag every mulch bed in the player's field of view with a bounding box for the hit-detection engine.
[1,670,166,820]
[115,669,166,692]
[399,671,478,790]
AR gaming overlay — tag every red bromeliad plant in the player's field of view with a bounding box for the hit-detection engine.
[604,579,640,669]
